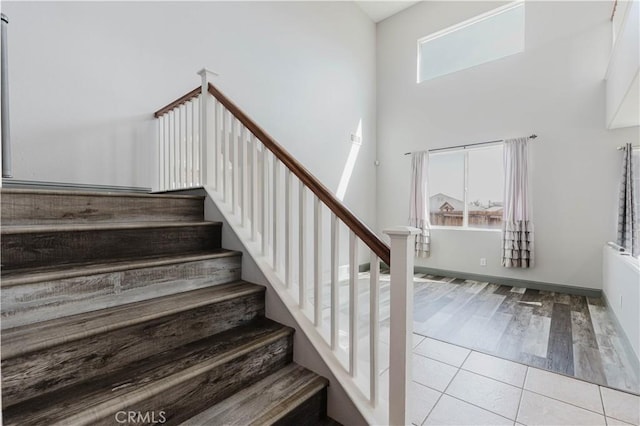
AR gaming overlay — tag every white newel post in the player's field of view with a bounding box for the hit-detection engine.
[384,226,419,426]
[197,68,218,186]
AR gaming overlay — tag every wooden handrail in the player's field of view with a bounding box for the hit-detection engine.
[207,83,390,265]
[153,87,201,118]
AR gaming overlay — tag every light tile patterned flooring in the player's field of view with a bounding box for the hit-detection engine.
[304,272,640,424]
[393,334,640,426]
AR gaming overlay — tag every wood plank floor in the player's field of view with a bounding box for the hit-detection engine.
[405,273,640,394]
[301,271,639,396]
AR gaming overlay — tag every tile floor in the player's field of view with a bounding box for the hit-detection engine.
[299,272,640,424]
[389,334,640,426]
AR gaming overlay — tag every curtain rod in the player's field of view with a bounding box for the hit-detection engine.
[617,145,640,150]
[404,134,537,156]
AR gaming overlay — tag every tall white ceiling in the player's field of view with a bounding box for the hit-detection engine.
[355,1,420,23]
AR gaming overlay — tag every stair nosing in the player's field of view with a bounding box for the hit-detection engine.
[1,221,220,235]
[182,364,328,426]
[0,188,205,200]
[10,325,293,426]
[1,282,265,360]
[1,250,242,287]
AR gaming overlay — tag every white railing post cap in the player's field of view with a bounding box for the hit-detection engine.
[383,226,420,236]
[197,68,219,78]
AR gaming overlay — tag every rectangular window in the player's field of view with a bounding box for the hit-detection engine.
[429,151,465,227]
[429,144,504,229]
[417,1,525,83]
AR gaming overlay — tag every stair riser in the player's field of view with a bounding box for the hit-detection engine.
[1,224,222,270]
[1,255,242,329]
[1,191,204,225]
[1,291,264,407]
[274,388,328,426]
[91,336,293,426]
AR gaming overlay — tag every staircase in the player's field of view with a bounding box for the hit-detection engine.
[0,188,337,425]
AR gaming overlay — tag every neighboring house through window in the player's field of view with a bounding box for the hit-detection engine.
[429,144,504,229]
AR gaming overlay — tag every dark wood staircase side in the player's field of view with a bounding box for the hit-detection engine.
[0,189,338,425]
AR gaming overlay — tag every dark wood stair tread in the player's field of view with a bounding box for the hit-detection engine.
[1,221,223,270]
[2,282,265,359]
[2,319,293,426]
[181,363,329,425]
[0,188,205,199]
[1,249,241,287]
[1,221,220,235]
[1,188,206,225]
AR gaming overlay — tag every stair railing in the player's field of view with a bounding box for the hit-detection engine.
[154,70,418,425]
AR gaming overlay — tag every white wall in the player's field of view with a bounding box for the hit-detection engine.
[376,1,640,289]
[4,1,377,227]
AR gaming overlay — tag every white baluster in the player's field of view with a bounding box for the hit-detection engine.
[158,116,164,191]
[230,117,237,213]
[221,109,228,202]
[314,196,323,327]
[162,114,171,191]
[190,100,195,187]
[298,183,306,308]
[185,101,191,187]
[330,213,339,351]
[213,99,219,190]
[251,135,258,241]
[172,110,176,188]
[261,145,268,256]
[349,231,358,377]
[171,110,179,189]
[181,104,186,188]
[193,97,201,186]
[221,105,227,193]
[384,226,419,426]
[240,126,247,227]
[285,169,292,288]
[178,105,182,188]
[177,106,182,188]
[167,112,172,189]
[272,155,279,271]
[370,252,380,406]
[175,108,179,189]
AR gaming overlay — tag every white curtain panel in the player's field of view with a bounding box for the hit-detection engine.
[617,143,639,257]
[502,137,534,268]
[409,151,431,257]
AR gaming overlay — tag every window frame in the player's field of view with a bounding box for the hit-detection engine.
[416,0,525,84]
[429,142,504,232]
